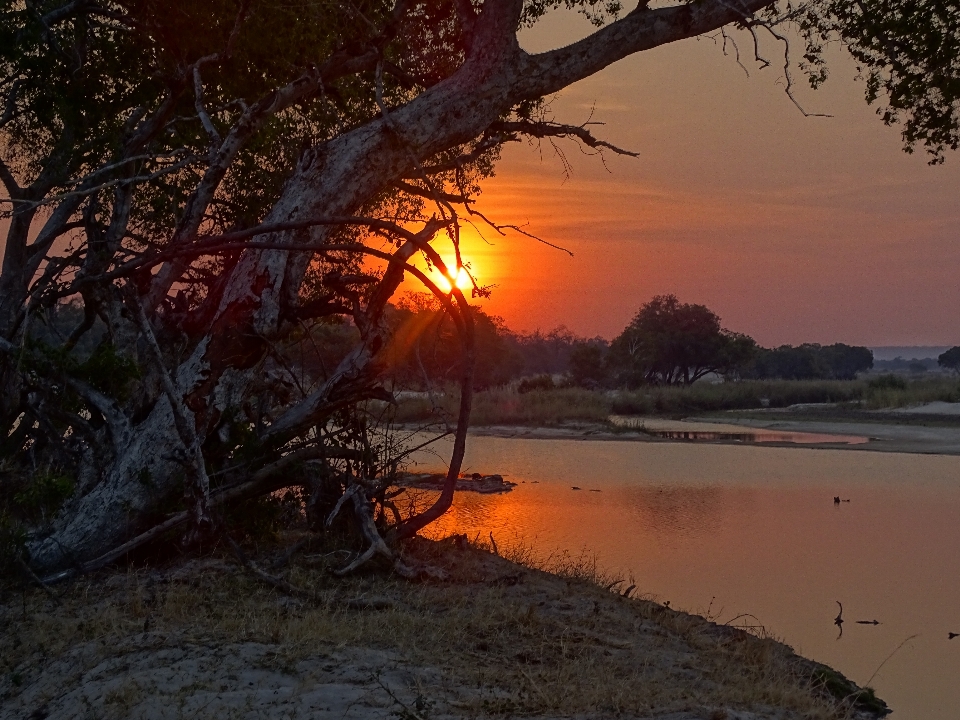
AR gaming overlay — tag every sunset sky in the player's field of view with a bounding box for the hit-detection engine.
[5,9,959,348]
[405,10,960,347]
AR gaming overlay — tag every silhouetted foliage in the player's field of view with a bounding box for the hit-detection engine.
[873,356,940,373]
[386,294,522,390]
[568,340,609,387]
[938,346,960,373]
[517,374,556,393]
[608,295,758,387]
[868,374,907,390]
[745,343,873,380]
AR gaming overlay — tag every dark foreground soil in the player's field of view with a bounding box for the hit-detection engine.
[1,537,888,719]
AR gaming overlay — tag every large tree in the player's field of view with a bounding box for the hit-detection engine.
[1,0,958,577]
[609,294,757,385]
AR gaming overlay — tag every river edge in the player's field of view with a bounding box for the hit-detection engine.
[1,537,888,720]
[463,415,960,455]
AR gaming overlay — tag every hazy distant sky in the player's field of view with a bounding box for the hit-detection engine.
[405,9,960,347]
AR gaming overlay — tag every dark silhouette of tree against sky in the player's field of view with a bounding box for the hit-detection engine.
[609,295,757,386]
[1,0,958,577]
[745,343,873,380]
[938,346,960,373]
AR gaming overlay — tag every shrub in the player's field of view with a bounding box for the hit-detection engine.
[868,374,907,390]
[517,374,555,394]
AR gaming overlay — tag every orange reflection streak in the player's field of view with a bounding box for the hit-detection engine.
[409,436,960,720]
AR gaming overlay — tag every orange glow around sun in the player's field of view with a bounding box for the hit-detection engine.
[435,265,473,293]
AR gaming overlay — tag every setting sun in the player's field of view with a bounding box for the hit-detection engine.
[435,265,474,294]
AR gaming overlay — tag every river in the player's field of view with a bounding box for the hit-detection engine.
[410,434,960,719]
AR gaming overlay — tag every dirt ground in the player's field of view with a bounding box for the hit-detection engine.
[1,538,887,720]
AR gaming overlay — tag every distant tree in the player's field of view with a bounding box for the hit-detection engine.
[718,333,760,380]
[568,340,609,387]
[820,343,874,380]
[387,294,522,391]
[609,295,755,386]
[938,347,960,374]
[747,343,872,380]
[509,326,580,377]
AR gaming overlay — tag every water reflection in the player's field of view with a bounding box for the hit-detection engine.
[619,484,752,540]
[610,416,870,445]
[411,436,960,720]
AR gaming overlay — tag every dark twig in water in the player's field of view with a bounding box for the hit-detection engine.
[856,620,881,625]
[866,634,920,687]
[835,601,844,639]
[489,532,499,556]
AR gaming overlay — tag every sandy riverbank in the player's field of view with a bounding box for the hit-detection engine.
[1,538,887,720]
[466,402,960,455]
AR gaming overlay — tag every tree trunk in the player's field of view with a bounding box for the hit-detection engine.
[22,0,777,574]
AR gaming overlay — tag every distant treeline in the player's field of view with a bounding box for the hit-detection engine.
[379,293,882,390]
[873,357,940,374]
[35,294,887,392]
[741,343,874,381]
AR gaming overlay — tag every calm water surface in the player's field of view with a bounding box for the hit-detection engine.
[411,436,960,720]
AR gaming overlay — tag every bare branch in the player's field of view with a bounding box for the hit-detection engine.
[127,293,213,535]
[514,0,774,101]
[490,119,639,157]
[720,27,750,76]
[394,180,467,204]
[64,377,131,450]
[462,204,573,257]
[0,155,20,196]
[193,64,223,157]
[0,77,24,129]
[39,0,94,27]
[414,132,514,176]
[334,482,394,575]
[2,152,199,210]
[71,214,442,289]
[762,23,833,118]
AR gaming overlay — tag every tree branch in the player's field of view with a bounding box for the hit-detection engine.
[490,119,639,157]
[127,293,214,536]
[513,0,774,101]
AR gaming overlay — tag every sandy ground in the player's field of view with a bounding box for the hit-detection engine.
[685,416,960,455]
[1,543,886,720]
[469,402,960,455]
[885,400,960,416]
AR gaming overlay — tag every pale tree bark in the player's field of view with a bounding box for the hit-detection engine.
[11,0,779,575]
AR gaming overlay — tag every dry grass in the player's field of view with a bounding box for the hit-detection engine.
[1,537,885,719]
[394,377,960,428]
[395,386,612,426]
[860,375,960,409]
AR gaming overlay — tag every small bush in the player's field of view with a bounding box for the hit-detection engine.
[868,374,907,390]
[610,394,654,415]
[517,374,555,394]
[1,467,75,573]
